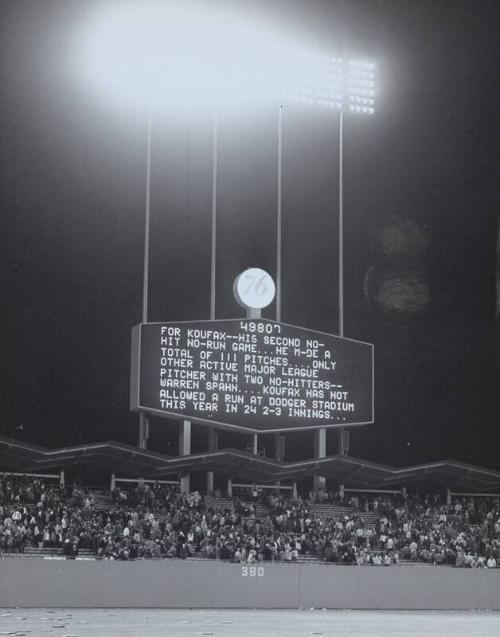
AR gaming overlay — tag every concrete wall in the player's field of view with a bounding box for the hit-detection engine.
[1,559,498,609]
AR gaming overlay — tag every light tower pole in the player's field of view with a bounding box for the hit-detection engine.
[139,105,153,451]
[206,106,219,495]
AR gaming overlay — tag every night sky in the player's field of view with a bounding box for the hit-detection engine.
[1,1,498,471]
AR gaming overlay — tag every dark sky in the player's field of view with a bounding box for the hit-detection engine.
[1,0,498,470]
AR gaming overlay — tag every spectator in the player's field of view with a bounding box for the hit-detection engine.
[1,474,499,568]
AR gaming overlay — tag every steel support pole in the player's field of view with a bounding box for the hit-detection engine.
[252,434,258,455]
[274,104,284,494]
[207,106,219,493]
[206,428,218,496]
[210,106,218,321]
[247,307,261,459]
[338,109,344,338]
[276,104,283,323]
[274,432,282,494]
[313,428,326,494]
[334,109,345,463]
[139,105,153,451]
[312,111,342,489]
[179,420,191,494]
[339,483,345,501]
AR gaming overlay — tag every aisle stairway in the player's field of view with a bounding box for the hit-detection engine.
[92,491,115,511]
[309,503,378,524]
[253,502,272,519]
[295,553,324,563]
[11,546,97,559]
[204,496,234,511]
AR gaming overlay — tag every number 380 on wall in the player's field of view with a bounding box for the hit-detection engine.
[241,566,265,577]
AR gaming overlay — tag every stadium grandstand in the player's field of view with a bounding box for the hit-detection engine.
[1,434,499,568]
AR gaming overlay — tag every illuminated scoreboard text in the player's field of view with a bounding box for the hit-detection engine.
[130,319,373,433]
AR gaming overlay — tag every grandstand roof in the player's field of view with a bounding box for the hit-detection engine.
[0,436,171,477]
[1,435,500,492]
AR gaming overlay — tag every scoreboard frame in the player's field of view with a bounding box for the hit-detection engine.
[130,318,374,434]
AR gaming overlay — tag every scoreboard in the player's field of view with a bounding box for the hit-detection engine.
[131,319,374,433]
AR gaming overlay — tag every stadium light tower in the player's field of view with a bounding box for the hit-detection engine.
[76,3,377,466]
[277,54,377,335]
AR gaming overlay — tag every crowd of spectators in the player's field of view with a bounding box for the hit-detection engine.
[362,492,499,568]
[0,475,97,557]
[1,474,499,568]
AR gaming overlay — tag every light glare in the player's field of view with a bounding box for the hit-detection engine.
[78,1,300,115]
[76,2,377,116]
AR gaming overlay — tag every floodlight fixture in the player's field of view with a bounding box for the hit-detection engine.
[77,2,377,117]
[277,53,377,114]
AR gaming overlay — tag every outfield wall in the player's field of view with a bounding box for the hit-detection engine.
[1,559,498,609]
